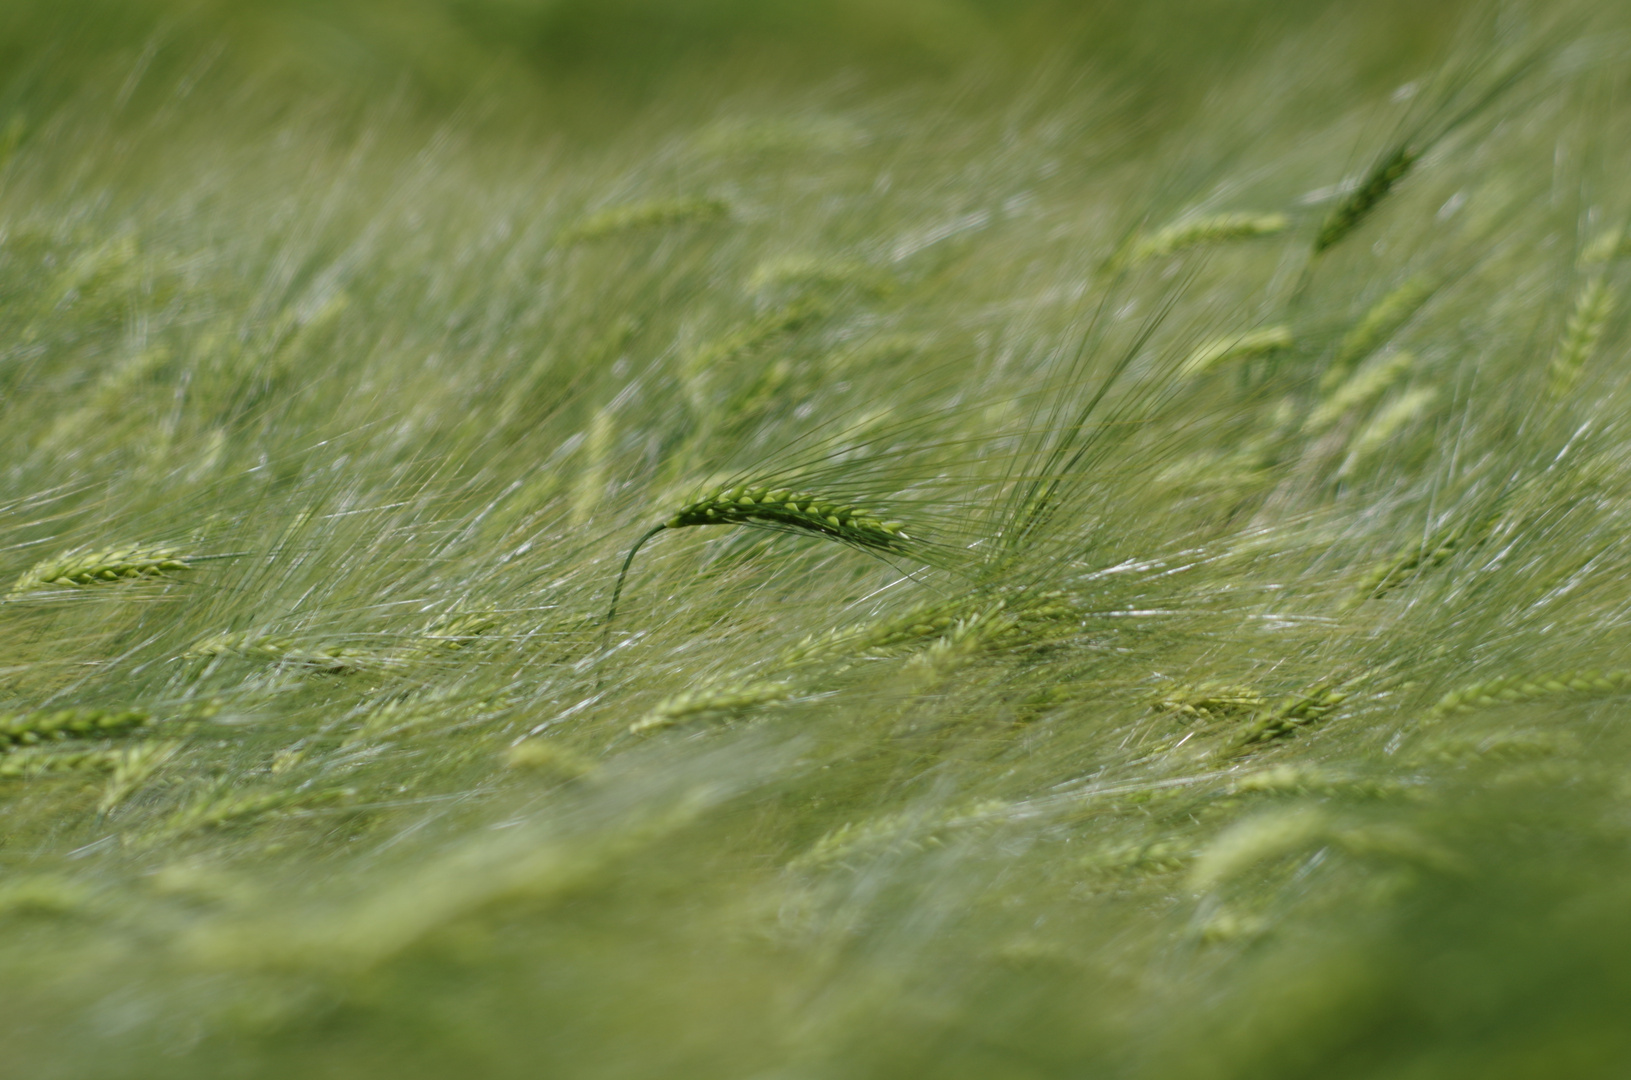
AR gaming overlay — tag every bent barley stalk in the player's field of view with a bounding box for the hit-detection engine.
[1315,145,1420,254]
[8,545,191,596]
[604,485,915,626]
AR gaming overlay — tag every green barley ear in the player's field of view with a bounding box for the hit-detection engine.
[1580,225,1629,266]
[1345,488,1519,608]
[571,410,616,527]
[1427,670,1631,720]
[505,740,595,778]
[1153,684,1268,723]
[8,545,191,597]
[629,680,795,735]
[1304,351,1414,433]
[98,741,183,814]
[158,785,354,839]
[185,632,367,674]
[1179,326,1293,378]
[1321,277,1435,391]
[0,746,127,780]
[557,197,729,245]
[604,484,917,626]
[1129,212,1289,264]
[1315,146,1420,254]
[1547,276,1615,400]
[0,708,149,749]
[1336,386,1438,477]
[1232,686,1350,749]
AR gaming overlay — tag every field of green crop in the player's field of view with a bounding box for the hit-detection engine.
[5,1,1631,1075]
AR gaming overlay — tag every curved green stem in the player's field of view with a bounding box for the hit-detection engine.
[603,524,669,631]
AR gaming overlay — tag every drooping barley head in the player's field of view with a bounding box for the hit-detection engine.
[1547,276,1615,400]
[0,708,149,749]
[8,545,190,597]
[1315,146,1419,254]
[605,485,916,626]
[1130,212,1289,263]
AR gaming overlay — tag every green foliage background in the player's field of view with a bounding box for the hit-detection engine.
[4,1,1631,1076]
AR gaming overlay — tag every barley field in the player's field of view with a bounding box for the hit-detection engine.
[5,1,1631,1076]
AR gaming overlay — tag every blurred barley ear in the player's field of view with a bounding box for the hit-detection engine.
[571,410,615,527]
[557,197,729,245]
[1322,277,1434,391]
[1548,276,1614,400]
[1129,212,1289,264]
[7,546,192,597]
[1315,146,1419,254]
[1179,326,1293,377]
[604,485,915,627]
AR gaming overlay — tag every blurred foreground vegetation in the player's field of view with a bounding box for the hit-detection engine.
[4,1,1631,1076]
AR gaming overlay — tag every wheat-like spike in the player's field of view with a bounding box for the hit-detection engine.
[1321,277,1434,391]
[684,296,831,377]
[1346,488,1521,607]
[1229,765,1400,799]
[1179,326,1293,378]
[1153,684,1268,722]
[1314,145,1419,253]
[1336,386,1438,477]
[1348,527,1468,606]
[1304,351,1414,433]
[0,746,127,779]
[571,410,615,527]
[97,740,183,813]
[1547,276,1615,400]
[1232,686,1349,748]
[629,680,795,735]
[1580,226,1630,266]
[1081,837,1193,878]
[185,631,368,674]
[159,785,354,837]
[414,613,499,652]
[7,545,190,597]
[0,708,149,749]
[604,485,915,626]
[557,196,729,244]
[505,740,595,777]
[778,590,1079,669]
[1427,670,1631,719]
[787,799,1010,873]
[1130,212,1290,263]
